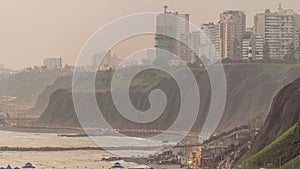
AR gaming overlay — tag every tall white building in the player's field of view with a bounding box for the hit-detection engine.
[254,4,300,59]
[200,22,221,62]
[43,57,62,70]
[220,10,246,59]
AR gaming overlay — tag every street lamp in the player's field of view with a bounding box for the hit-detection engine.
[187,160,192,169]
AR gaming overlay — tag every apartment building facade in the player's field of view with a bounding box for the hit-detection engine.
[254,5,300,59]
[219,10,246,59]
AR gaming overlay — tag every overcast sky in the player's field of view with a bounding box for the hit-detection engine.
[0,0,299,69]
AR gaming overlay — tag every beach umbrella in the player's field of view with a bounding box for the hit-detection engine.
[22,163,35,168]
[6,165,12,169]
[0,167,5,169]
[13,168,20,169]
[110,162,124,168]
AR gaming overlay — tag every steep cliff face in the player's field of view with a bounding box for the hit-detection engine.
[251,77,300,153]
[37,64,300,132]
[27,76,72,115]
[38,89,79,127]
[239,76,300,168]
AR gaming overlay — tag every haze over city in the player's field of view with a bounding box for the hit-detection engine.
[2,1,300,168]
[0,0,299,69]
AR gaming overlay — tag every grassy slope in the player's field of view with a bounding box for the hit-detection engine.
[239,124,297,168]
[94,69,171,90]
[258,64,300,78]
[281,154,300,169]
[93,64,300,90]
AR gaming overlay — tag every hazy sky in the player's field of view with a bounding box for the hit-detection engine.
[0,0,299,69]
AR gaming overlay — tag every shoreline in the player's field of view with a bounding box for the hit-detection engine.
[0,125,84,134]
[0,146,161,152]
[0,127,181,168]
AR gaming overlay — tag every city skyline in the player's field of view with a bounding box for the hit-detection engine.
[0,0,299,69]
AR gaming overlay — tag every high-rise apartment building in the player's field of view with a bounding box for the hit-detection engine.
[220,10,246,60]
[254,4,300,59]
[155,6,191,63]
[200,22,221,62]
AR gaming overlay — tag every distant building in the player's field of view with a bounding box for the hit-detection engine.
[155,6,191,63]
[43,57,62,70]
[200,22,221,62]
[242,28,256,60]
[254,35,264,60]
[141,49,156,65]
[91,51,120,70]
[241,28,264,60]
[242,37,252,60]
[61,64,74,73]
[91,51,106,68]
[191,31,201,59]
[295,29,300,49]
[178,32,199,63]
[0,64,12,74]
[295,29,300,59]
[220,10,246,59]
[254,4,300,59]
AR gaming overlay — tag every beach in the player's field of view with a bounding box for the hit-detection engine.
[0,130,169,168]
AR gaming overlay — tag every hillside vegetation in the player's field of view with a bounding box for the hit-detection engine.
[238,76,300,168]
[239,124,299,168]
[36,64,300,133]
[281,154,300,169]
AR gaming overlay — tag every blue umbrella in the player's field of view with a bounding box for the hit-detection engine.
[6,165,12,169]
[22,163,35,169]
[111,162,124,168]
